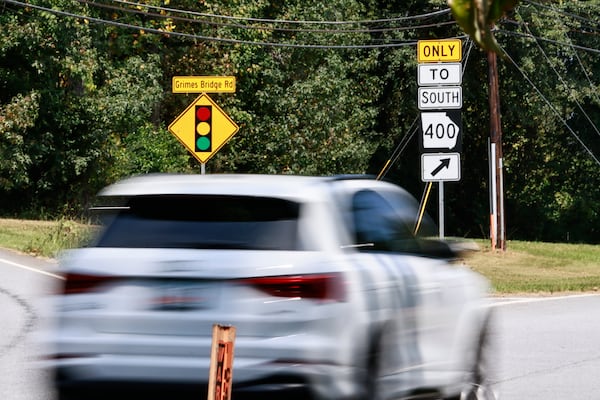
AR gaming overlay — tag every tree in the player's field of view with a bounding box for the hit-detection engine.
[0,0,184,216]
[0,0,598,243]
[495,2,600,242]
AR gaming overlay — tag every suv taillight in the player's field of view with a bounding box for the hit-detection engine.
[62,273,116,295]
[241,274,346,302]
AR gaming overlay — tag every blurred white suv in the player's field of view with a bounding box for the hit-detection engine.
[42,174,494,400]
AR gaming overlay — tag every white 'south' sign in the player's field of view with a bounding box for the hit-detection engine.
[418,86,462,110]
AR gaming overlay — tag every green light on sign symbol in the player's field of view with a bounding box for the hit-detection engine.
[195,105,212,152]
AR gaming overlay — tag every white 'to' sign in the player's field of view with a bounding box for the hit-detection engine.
[417,63,462,86]
[420,112,461,151]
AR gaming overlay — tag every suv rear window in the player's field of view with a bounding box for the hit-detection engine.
[94,195,301,250]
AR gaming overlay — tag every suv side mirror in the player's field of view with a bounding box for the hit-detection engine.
[414,238,458,259]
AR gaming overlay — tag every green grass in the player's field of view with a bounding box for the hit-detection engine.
[0,218,98,258]
[463,239,600,295]
[1,218,599,295]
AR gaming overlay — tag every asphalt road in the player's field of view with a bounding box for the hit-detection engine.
[0,249,60,400]
[1,249,600,400]
[491,294,600,399]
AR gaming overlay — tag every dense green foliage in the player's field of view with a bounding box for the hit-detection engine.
[1,0,598,243]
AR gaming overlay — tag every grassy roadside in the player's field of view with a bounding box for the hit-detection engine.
[0,218,599,295]
[464,239,600,295]
[0,218,98,258]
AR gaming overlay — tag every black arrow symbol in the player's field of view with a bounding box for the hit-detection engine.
[431,158,451,176]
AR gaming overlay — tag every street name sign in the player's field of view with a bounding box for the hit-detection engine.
[418,86,462,110]
[172,76,236,93]
[420,111,462,152]
[421,153,461,182]
[168,93,239,164]
[417,63,462,86]
[417,39,462,63]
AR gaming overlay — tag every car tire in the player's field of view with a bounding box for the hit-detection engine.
[460,311,497,400]
[366,320,425,400]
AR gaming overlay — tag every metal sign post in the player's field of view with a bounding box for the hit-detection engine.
[439,182,444,239]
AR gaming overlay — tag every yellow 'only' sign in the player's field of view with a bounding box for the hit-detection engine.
[417,39,462,63]
[168,94,239,164]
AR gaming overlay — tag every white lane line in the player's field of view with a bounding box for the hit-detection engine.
[492,293,600,307]
[0,257,64,280]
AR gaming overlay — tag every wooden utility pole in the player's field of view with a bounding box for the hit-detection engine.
[487,50,506,251]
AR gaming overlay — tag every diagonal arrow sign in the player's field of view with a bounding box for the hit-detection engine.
[421,153,460,182]
[431,158,451,176]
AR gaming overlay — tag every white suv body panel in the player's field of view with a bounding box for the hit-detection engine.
[41,174,492,400]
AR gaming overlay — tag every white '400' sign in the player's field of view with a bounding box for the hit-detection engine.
[419,111,462,152]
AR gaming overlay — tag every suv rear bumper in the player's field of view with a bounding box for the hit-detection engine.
[54,365,364,400]
[54,375,348,400]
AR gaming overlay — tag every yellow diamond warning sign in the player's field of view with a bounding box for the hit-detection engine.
[168,94,239,164]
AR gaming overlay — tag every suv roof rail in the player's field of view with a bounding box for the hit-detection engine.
[328,174,377,181]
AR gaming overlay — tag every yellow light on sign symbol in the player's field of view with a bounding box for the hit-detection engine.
[197,123,210,135]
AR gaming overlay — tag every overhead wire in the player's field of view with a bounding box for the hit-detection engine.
[514,9,600,139]
[570,42,600,107]
[376,117,419,180]
[496,29,600,55]
[523,0,600,31]
[76,0,457,35]
[1,0,598,167]
[110,0,453,25]
[0,0,464,48]
[3,0,598,52]
[524,1,600,108]
[501,47,600,166]
[0,0,422,49]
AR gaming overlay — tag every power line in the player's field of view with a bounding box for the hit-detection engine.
[515,9,600,139]
[2,0,598,164]
[377,117,418,180]
[527,2,600,114]
[0,0,423,49]
[502,48,600,166]
[569,40,600,107]
[496,29,600,55]
[77,0,457,35]
[111,0,453,26]
[3,0,599,53]
[523,0,600,31]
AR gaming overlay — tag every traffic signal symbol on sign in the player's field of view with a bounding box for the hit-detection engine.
[168,94,239,164]
[195,105,212,152]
